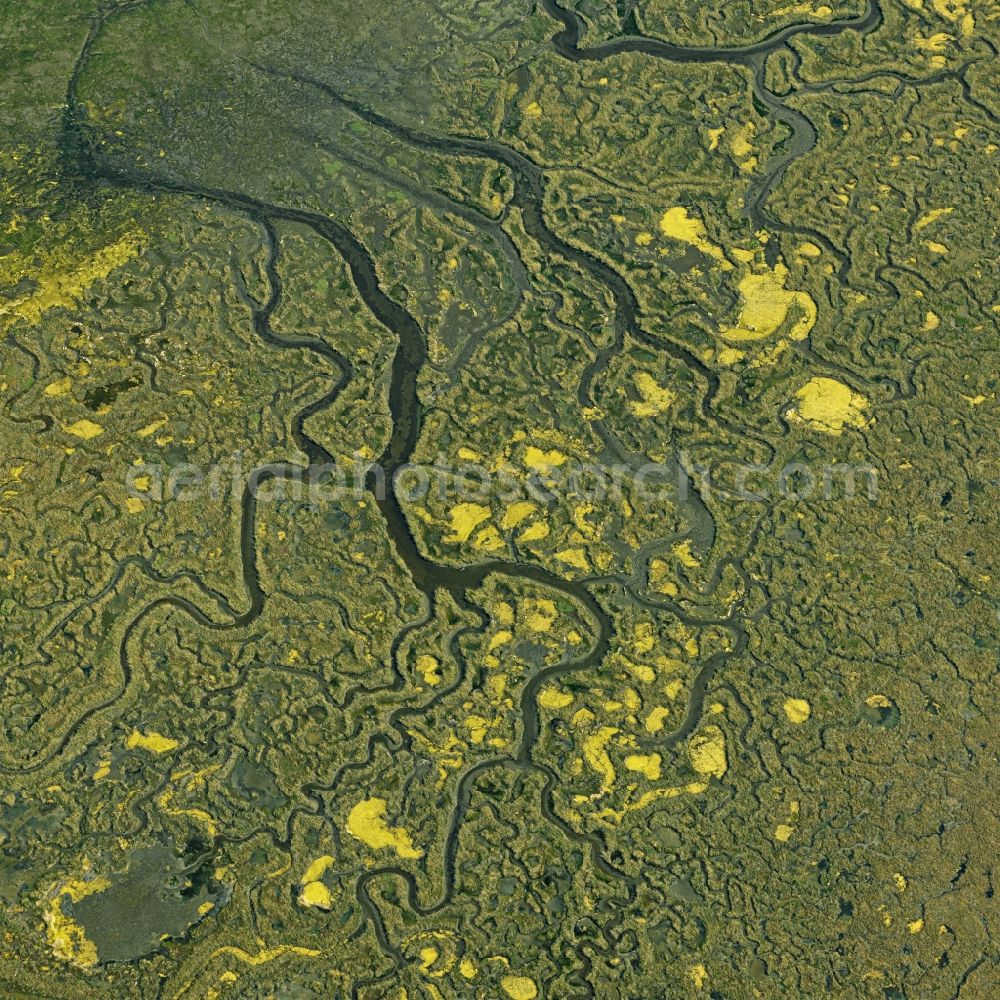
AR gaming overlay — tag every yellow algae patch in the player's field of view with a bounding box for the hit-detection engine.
[789,377,869,434]
[501,975,538,1000]
[707,126,725,151]
[211,944,321,966]
[494,601,515,626]
[645,706,670,733]
[405,931,458,973]
[157,790,219,836]
[501,501,536,529]
[44,875,112,968]
[408,730,464,788]
[460,957,478,978]
[624,658,655,684]
[665,679,684,700]
[523,446,567,472]
[595,781,708,824]
[924,310,940,331]
[555,547,590,571]
[688,725,727,778]
[770,1,833,15]
[300,856,334,884]
[797,241,822,258]
[923,240,948,254]
[583,726,619,794]
[473,525,506,552]
[908,918,925,934]
[572,502,597,536]
[346,798,424,859]
[524,101,542,118]
[673,539,699,569]
[44,376,72,396]
[298,880,332,910]
[538,687,574,710]
[519,521,550,543]
[914,31,951,52]
[635,231,654,246]
[126,729,178,753]
[624,753,662,780]
[730,122,754,158]
[523,598,557,632]
[0,232,141,330]
[658,207,729,266]
[774,824,795,842]
[297,855,335,907]
[464,715,491,744]
[629,372,675,417]
[914,206,952,230]
[634,625,658,654]
[489,629,513,651]
[933,0,964,15]
[721,263,816,343]
[649,558,679,595]
[688,963,708,989]
[416,654,442,686]
[136,418,168,438]
[65,419,104,440]
[445,503,491,543]
[783,698,811,724]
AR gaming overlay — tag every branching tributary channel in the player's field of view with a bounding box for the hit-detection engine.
[42,0,886,980]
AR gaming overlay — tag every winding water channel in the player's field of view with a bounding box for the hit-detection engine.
[30,0,888,980]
